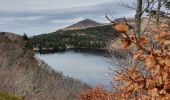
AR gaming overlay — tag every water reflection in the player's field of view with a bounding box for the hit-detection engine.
[36,52,114,87]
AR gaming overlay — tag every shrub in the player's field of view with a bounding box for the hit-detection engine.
[79,21,170,99]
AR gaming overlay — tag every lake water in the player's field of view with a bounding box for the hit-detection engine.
[36,51,114,87]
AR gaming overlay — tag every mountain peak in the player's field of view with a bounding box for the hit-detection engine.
[81,19,96,22]
[64,19,102,30]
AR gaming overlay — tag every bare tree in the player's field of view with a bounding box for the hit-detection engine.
[135,0,143,36]
[119,0,154,36]
[156,0,162,25]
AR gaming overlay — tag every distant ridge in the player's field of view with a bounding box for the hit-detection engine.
[64,19,102,30]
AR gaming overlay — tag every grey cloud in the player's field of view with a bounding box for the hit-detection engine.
[0,0,135,35]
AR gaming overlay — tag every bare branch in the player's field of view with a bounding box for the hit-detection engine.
[142,0,154,14]
[119,2,136,10]
[123,17,128,23]
[105,11,115,24]
[141,0,157,35]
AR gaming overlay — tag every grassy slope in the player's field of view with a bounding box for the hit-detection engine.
[0,92,23,100]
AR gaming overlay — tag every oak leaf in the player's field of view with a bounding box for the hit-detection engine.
[148,88,159,97]
[159,89,166,95]
[155,33,161,42]
[113,23,130,33]
[150,24,159,33]
[121,37,131,48]
[137,36,149,46]
[150,23,169,33]
[164,40,170,45]
[133,50,143,61]
[165,57,170,66]
[163,72,169,81]
[145,55,156,69]
[160,23,169,29]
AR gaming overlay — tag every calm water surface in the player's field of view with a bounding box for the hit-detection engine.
[36,52,114,87]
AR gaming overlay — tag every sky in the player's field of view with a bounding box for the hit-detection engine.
[0,0,135,35]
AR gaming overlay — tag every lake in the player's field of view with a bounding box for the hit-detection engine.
[36,51,115,87]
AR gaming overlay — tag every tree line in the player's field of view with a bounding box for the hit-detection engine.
[29,25,118,52]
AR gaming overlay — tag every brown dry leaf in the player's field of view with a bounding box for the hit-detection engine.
[155,33,161,42]
[146,79,156,88]
[160,31,170,37]
[127,67,133,75]
[150,23,169,33]
[165,57,170,66]
[159,39,165,45]
[137,36,149,47]
[164,65,169,72]
[151,64,160,77]
[159,89,166,95]
[133,50,143,61]
[148,88,159,97]
[163,72,169,81]
[164,40,170,45]
[144,47,152,53]
[145,55,156,69]
[150,24,159,33]
[160,23,169,29]
[125,81,132,88]
[167,30,170,35]
[161,94,170,100]
[155,31,170,45]
[114,23,129,33]
[121,37,131,48]
[115,74,126,81]
[164,81,170,90]
[158,76,163,85]
[157,56,166,65]
[134,83,140,91]
[152,50,161,58]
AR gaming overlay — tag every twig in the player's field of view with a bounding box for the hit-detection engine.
[141,0,157,35]
[105,11,115,24]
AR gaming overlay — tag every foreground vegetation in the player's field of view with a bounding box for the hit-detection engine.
[80,20,170,100]
[79,0,170,99]
[0,32,89,100]
[0,92,23,100]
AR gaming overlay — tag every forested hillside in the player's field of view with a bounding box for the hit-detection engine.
[30,25,118,52]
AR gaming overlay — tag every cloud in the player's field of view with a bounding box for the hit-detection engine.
[0,0,135,35]
[0,0,113,10]
[50,17,85,24]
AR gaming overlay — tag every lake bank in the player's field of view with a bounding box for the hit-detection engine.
[34,48,110,56]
